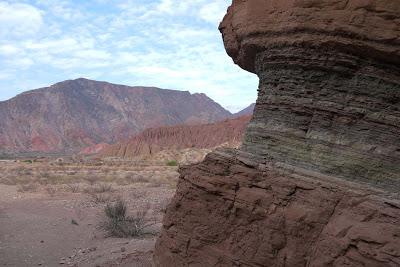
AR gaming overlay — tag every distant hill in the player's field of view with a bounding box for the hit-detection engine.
[233,103,255,117]
[97,115,251,159]
[0,78,231,154]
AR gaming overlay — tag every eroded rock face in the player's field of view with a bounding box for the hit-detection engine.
[99,116,250,159]
[154,0,400,266]
[155,150,400,266]
[220,0,400,191]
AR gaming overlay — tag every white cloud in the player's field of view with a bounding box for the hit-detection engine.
[0,0,258,111]
[199,2,228,25]
[0,44,20,56]
[0,2,44,37]
[35,0,84,21]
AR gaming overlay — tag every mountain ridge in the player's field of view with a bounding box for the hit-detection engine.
[0,78,232,154]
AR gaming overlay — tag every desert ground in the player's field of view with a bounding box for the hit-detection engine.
[0,158,179,267]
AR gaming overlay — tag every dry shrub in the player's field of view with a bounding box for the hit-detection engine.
[66,183,80,193]
[84,185,109,194]
[147,179,163,188]
[84,174,98,185]
[91,193,112,204]
[93,183,113,193]
[17,183,38,193]
[40,171,51,179]
[99,199,156,238]
[116,178,129,186]
[45,185,57,197]
[38,177,49,185]
[132,175,150,184]
[131,190,148,199]
[0,177,16,185]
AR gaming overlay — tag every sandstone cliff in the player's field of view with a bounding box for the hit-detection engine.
[0,78,231,154]
[154,1,400,266]
[99,116,251,159]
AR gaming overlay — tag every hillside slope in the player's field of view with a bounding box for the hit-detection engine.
[0,78,231,154]
[232,103,255,117]
[100,115,251,159]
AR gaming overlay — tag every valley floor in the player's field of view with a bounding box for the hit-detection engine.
[0,160,178,267]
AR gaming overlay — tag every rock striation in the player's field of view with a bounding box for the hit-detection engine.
[154,1,400,266]
[98,116,251,159]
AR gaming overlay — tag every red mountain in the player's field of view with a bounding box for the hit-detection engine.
[0,78,231,154]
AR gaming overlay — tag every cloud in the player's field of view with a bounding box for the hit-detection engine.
[0,2,44,37]
[199,2,228,25]
[0,0,258,111]
[0,44,21,56]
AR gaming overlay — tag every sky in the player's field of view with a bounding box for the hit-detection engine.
[0,0,258,112]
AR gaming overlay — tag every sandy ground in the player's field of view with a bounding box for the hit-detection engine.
[0,184,175,267]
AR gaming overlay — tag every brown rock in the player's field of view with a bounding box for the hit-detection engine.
[154,0,400,266]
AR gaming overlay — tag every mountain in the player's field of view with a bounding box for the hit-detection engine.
[97,115,251,159]
[0,78,231,154]
[232,103,255,117]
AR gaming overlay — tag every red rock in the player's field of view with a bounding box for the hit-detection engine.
[154,0,400,266]
[155,150,400,266]
[79,143,110,155]
[99,116,251,159]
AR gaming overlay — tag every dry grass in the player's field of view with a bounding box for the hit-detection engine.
[17,183,39,193]
[45,185,57,197]
[66,183,80,193]
[99,199,156,238]
[0,159,179,196]
[91,193,112,204]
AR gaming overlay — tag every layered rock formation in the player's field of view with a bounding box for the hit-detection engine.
[98,116,251,159]
[0,78,231,154]
[154,1,400,266]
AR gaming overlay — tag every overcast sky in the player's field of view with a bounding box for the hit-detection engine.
[0,0,258,112]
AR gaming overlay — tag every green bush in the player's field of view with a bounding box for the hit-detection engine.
[166,160,178,166]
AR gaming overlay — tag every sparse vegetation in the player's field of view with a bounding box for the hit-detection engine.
[45,185,57,197]
[17,183,38,193]
[66,183,80,193]
[166,160,178,166]
[0,159,179,196]
[84,183,113,194]
[0,156,178,266]
[91,193,112,204]
[84,174,98,185]
[99,199,156,238]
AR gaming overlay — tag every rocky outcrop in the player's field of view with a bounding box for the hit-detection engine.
[155,150,400,266]
[98,116,251,159]
[0,78,231,154]
[154,0,400,266]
